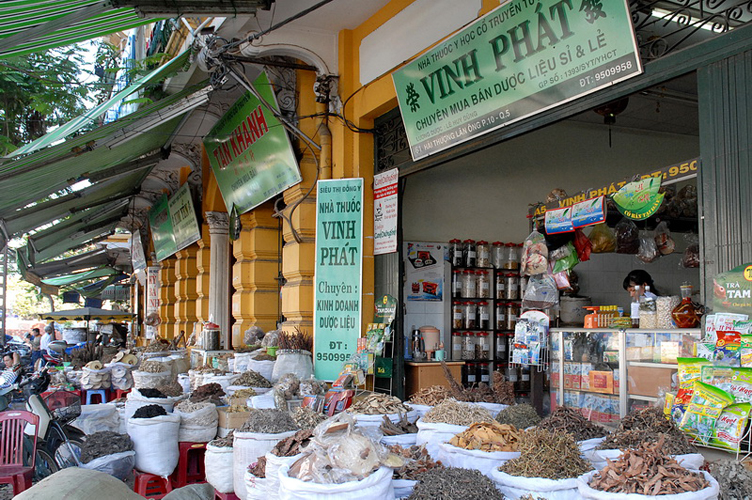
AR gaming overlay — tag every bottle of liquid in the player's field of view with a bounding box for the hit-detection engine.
[630,285,641,328]
[672,284,701,328]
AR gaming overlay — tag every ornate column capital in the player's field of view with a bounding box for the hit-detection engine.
[205,211,229,234]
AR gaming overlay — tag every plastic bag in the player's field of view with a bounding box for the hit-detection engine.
[490,469,587,499]
[637,237,660,263]
[233,429,298,499]
[522,274,559,310]
[264,451,302,500]
[576,470,718,500]
[72,403,120,434]
[380,433,417,448]
[588,224,616,253]
[271,350,313,383]
[521,229,549,276]
[278,464,394,500]
[552,242,579,274]
[615,218,640,254]
[573,228,592,262]
[80,450,136,481]
[415,419,468,459]
[173,402,218,442]
[682,234,700,268]
[654,221,675,255]
[245,470,269,500]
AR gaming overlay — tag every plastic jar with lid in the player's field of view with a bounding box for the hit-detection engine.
[478,362,491,384]
[463,302,477,329]
[477,270,491,298]
[477,301,491,329]
[496,302,506,330]
[519,366,531,391]
[452,270,462,298]
[504,243,521,270]
[461,270,477,298]
[496,333,507,358]
[504,273,520,300]
[466,362,477,385]
[505,302,520,331]
[462,332,476,360]
[519,276,529,299]
[492,242,505,268]
[476,241,491,268]
[463,239,476,267]
[449,239,463,266]
[506,365,518,383]
[452,301,464,329]
[451,331,463,361]
[476,332,491,360]
[496,271,506,299]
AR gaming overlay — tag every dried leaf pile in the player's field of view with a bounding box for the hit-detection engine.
[233,370,271,388]
[271,429,313,457]
[710,461,752,500]
[80,431,133,463]
[500,428,592,480]
[347,393,412,415]
[449,421,520,452]
[239,408,299,433]
[589,437,709,495]
[209,432,234,448]
[598,406,695,455]
[139,360,169,373]
[538,406,608,441]
[388,445,443,480]
[291,406,326,429]
[155,382,184,397]
[190,382,225,404]
[495,403,541,429]
[408,467,503,500]
[408,386,451,406]
[441,361,515,404]
[422,400,494,426]
[380,414,418,435]
[132,404,167,419]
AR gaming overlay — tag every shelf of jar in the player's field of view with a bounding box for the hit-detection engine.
[451,328,497,333]
[451,296,495,301]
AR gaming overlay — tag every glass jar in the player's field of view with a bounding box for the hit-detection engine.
[461,270,477,298]
[496,271,506,299]
[477,270,491,298]
[504,273,520,300]
[518,366,531,391]
[452,270,462,298]
[492,242,505,268]
[505,302,520,331]
[477,301,491,329]
[519,276,529,299]
[496,302,506,330]
[476,332,491,360]
[449,239,463,266]
[506,365,518,383]
[452,301,464,329]
[466,362,477,384]
[452,331,463,360]
[463,302,477,329]
[496,333,507,358]
[476,240,491,268]
[672,284,701,328]
[462,332,476,360]
[504,242,521,270]
[478,362,491,383]
[463,239,476,267]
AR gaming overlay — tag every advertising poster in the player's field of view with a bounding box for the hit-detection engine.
[545,206,574,234]
[405,242,445,301]
[713,263,752,317]
[374,169,399,255]
[571,196,606,227]
[313,178,364,380]
[169,183,201,251]
[204,72,302,215]
[148,194,176,262]
[393,0,641,160]
[612,176,665,220]
[145,266,160,340]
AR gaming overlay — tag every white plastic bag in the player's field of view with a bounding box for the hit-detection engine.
[72,403,120,434]
[437,441,520,478]
[81,366,112,390]
[380,433,418,448]
[233,430,297,500]
[393,479,418,499]
[80,450,136,480]
[203,373,239,392]
[270,350,313,383]
[132,369,173,389]
[127,413,180,477]
[490,469,588,499]
[578,437,606,459]
[407,404,432,418]
[109,362,134,391]
[249,392,276,409]
[233,353,255,373]
[576,470,719,499]
[278,464,395,500]
[174,403,218,442]
[247,359,275,382]
[264,452,301,500]
[468,402,508,418]
[124,388,177,421]
[205,443,234,493]
[415,419,468,459]
[245,470,268,500]
[177,374,191,394]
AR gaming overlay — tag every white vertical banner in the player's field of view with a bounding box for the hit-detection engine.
[373,169,398,255]
[145,266,160,339]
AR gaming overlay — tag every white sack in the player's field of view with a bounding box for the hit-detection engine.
[576,470,719,500]
[278,464,394,500]
[233,430,296,500]
[127,413,180,477]
[205,443,234,493]
[437,441,520,477]
[415,419,468,459]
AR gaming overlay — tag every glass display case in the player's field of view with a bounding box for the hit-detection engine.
[550,328,702,423]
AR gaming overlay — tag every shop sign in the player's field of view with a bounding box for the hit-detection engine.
[612,176,665,220]
[204,72,302,215]
[571,195,606,227]
[374,169,399,255]
[392,0,641,161]
[145,266,160,340]
[148,183,201,261]
[544,206,574,234]
[713,264,752,317]
[313,178,364,380]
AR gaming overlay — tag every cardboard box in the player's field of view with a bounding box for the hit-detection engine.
[217,406,250,429]
[627,365,676,397]
[589,371,614,394]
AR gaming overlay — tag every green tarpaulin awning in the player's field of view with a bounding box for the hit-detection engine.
[41,267,119,287]
[39,306,134,322]
[26,249,112,280]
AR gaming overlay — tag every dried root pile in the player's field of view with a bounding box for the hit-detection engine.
[537,406,608,441]
[589,437,709,495]
[408,385,451,406]
[388,445,444,480]
[500,428,592,480]
[449,421,520,452]
[380,414,418,436]
[271,429,313,457]
[441,361,515,404]
[347,393,412,415]
[408,467,503,500]
[422,400,494,426]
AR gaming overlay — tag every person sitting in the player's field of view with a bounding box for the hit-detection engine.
[622,269,660,299]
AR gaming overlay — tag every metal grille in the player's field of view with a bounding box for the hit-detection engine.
[374,108,411,174]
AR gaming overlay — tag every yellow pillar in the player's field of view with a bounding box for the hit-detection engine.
[232,204,280,345]
[173,246,199,340]
[195,223,211,325]
[158,257,177,339]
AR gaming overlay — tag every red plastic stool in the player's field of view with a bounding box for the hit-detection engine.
[170,442,207,488]
[214,491,240,500]
[110,388,131,401]
[134,471,173,499]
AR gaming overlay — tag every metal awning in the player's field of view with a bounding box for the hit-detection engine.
[42,267,119,287]
[11,48,193,156]
[0,0,164,59]
[26,249,113,280]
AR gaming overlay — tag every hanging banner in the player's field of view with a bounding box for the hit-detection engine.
[204,72,302,215]
[145,266,160,340]
[393,0,641,161]
[612,176,665,220]
[571,195,606,227]
[544,206,574,234]
[313,178,364,380]
[374,169,399,255]
[713,264,752,317]
[148,183,201,261]
[148,195,176,261]
[130,232,147,272]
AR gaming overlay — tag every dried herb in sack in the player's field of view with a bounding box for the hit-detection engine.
[495,403,541,429]
[271,429,313,457]
[248,457,266,478]
[380,414,418,435]
[408,467,503,500]
[388,445,443,480]
[239,408,299,433]
[449,421,520,452]
[132,404,167,419]
[500,428,592,480]
[537,406,608,441]
[347,392,412,415]
[422,400,493,426]
[598,406,695,455]
[711,461,752,500]
[80,431,133,463]
[408,385,451,406]
[291,406,325,429]
[190,382,225,404]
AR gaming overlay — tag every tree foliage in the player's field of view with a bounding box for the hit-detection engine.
[8,275,63,319]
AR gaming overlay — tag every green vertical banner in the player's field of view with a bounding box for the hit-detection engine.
[148,194,177,262]
[313,178,364,380]
[392,0,641,160]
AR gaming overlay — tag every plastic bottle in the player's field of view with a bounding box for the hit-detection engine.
[630,285,641,328]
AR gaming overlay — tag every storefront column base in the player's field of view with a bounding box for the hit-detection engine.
[206,211,231,348]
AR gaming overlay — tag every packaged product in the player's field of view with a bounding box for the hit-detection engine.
[654,221,675,255]
[551,242,578,274]
[679,381,735,444]
[742,335,752,368]
[701,366,752,403]
[715,331,742,366]
[587,223,616,253]
[695,342,716,361]
[715,313,749,332]
[670,388,693,425]
[637,237,660,263]
[734,320,752,334]
[615,218,640,254]
[711,402,751,451]
[663,391,676,417]
[681,234,700,268]
[677,357,711,389]
[573,228,591,262]
[520,230,548,276]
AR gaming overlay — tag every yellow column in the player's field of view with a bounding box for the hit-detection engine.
[158,257,177,339]
[232,204,280,345]
[173,246,199,340]
[195,223,211,325]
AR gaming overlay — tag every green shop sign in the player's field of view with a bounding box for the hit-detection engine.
[313,178,364,380]
[393,0,641,160]
[713,263,752,316]
[204,72,302,214]
[148,183,201,262]
[611,176,665,220]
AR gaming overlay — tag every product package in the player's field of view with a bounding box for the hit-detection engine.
[701,366,752,404]
[742,335,752,368]
[715,331,742,367]
[520,229,549,276]
[615,218,640,254]
[679,381,735,444]
[711,402,751,451]
[677,357,711,389]
[587,224,616,253]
